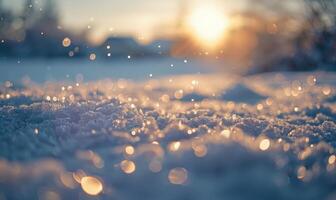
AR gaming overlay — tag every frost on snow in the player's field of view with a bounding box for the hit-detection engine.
[0,72,336,200]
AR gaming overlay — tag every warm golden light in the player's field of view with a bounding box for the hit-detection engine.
[62,37,71,47]
[120,160,136,174]
[125,145,135,155]
[80,176,103,196]
[221,129,231,138]
[259,139,270,151]
[187,6,229,47]
[168,141,181,152]
[329,155,336,165]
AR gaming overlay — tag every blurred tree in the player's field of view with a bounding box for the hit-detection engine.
[304,0,336,28]
[0,0,13,37]
[22,0,37,28]
[289,0,336,70]
[232,0,298,73]
[0,0,15,56]
[0,0,88,58]
[249,0,336,73]
[41,0,59,25]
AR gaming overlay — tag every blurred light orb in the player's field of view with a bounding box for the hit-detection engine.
[60,172,76,189]
[193,144,207,157]
[322,87,331,96]
[125,145,135,155]
[80,176,103,196]
[297,166,306,179]
[62,37,71,47]
[221,129,231,138]
[169,141,181,152]
[187,6,229,47]
[120,160,136,174]
[89,53,96,61]
[259,139,270,151]
[168,167,188,185]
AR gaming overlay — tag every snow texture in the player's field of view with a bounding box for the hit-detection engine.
[0,72,336,200]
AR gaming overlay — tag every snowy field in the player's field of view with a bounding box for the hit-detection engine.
[0,60,336,200]
[0,58,217,83]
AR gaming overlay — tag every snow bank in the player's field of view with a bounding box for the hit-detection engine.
[0,72,335,200]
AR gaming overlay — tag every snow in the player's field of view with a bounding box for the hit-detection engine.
[0,58,215,83]
[0,72,336,200]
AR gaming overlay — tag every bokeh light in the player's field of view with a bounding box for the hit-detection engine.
[120,160,136,174]
[80,176,103,196]
[168,167,188,185]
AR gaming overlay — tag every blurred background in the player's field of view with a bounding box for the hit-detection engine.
[0,0,335,82]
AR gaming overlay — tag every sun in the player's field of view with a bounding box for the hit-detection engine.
[187,6,230,47]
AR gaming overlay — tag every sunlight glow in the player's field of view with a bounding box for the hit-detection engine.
[187,6,230,47]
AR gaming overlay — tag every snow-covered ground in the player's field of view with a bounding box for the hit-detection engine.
[0,58,218,83]
[0,69,336,199]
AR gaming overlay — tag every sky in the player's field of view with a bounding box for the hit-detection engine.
[3,0,246,42]
[2,0,300,43]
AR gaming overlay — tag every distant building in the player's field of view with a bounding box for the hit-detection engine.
[100,36,143,58]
